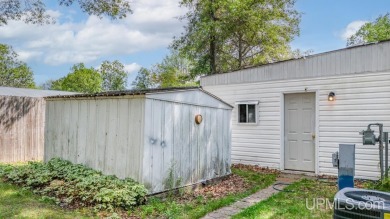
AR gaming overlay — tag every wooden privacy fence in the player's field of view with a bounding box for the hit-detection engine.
[0,96,45,162]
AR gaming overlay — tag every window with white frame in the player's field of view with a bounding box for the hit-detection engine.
[236,101,258,124]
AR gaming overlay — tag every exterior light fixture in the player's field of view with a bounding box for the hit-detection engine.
[328,92,335,101]
[195,114,203,124]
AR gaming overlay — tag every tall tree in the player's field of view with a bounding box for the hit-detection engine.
[132,67,157,89]
[154,52,195,88]
[222,0,300,70]
[0,44,35,88]
[99,60,128,91]
[51,63,102,93]
[172,0,300,74]
[347,14,390,46]
[0,0,132,25]
[172,0,223,74]
[132,52,197,89]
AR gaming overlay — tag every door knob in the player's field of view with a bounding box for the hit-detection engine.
[312,133,316,139]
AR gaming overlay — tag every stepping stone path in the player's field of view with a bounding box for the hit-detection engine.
[202,173,310,219]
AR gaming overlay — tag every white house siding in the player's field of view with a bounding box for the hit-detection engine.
[202,71,390,179]
[44,96,144,181]
[142,96,232,193]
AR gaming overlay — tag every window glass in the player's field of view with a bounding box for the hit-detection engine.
[239,104,247,123]
[238,104,257,124]
[247,104,256,123]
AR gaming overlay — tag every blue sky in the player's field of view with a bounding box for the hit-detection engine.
[292,0,390,53]
[1,0,390,87]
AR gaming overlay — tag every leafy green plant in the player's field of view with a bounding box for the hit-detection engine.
[162,162,184,198]
[0,158,147,211]
[365,177,390,192]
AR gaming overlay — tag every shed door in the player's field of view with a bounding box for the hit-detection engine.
[284,93,315,172]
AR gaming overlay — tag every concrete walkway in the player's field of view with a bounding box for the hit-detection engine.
[202,173,308,219]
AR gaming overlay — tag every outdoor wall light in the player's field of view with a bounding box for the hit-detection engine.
[195,114,203,124]
[328,92,335,101]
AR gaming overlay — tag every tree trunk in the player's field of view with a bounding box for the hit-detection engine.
[238,34,243,69]
[209,0,217,74]
[210,35,216,74]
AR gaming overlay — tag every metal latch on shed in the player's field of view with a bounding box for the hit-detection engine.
[332,151,339,168]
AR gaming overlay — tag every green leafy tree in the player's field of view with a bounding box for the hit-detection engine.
[172,0,222,74]
[132,52,197,89]
[347,14,390,46]
[99,60,128,91]
[51,63,102,93]
[0,44,35,88]
[132,67,157,89]
[154,52,196,88]
[221,0,300,70]
[0,0,132,26]
[172,0,300,74]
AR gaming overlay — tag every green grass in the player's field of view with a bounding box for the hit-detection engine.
[0,181,93,219]
[0,165,277,219]
[131,167,278,218]
[363,177,390,192]
[232,179,338,219]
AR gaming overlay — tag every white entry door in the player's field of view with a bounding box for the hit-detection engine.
[284,93,315,172]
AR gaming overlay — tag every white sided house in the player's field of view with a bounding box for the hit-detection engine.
[44,87,233,194]
[200,40,390,180]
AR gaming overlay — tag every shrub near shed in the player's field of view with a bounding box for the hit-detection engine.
[0,158,147,211]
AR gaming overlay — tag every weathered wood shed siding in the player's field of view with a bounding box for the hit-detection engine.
[44,88,232,193]
[0,87,76,163]
[143,92,232,193]
[200,41,390,180]
[45,97,145,180]
[0,96,45,162]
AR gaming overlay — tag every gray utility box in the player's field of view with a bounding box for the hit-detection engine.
[338,144,355,177]
[332,144,355,190]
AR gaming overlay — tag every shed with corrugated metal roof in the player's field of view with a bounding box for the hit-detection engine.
[44,87,233,194]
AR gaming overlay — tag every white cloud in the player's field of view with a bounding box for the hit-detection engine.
[16,50,43,62]
[340,20,368,41]
[0,0,186,65]
[46,10,62,19]
[124,63,142,74]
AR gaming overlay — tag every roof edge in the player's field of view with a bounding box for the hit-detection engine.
[199,87,234,108]
[44,86,234,109]
[200,39,390,80]
[44,86,201,99]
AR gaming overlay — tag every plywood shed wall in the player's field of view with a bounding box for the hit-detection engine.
[45,96,145,179]
[0,87,77,163]
[44,88,233,194]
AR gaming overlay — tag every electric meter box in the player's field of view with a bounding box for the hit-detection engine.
[362,129,376,145]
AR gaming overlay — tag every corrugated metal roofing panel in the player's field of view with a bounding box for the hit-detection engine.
[201,40,390,86]
[0,87,78,97]
[44,86,233,108]
[45,86,200,98]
